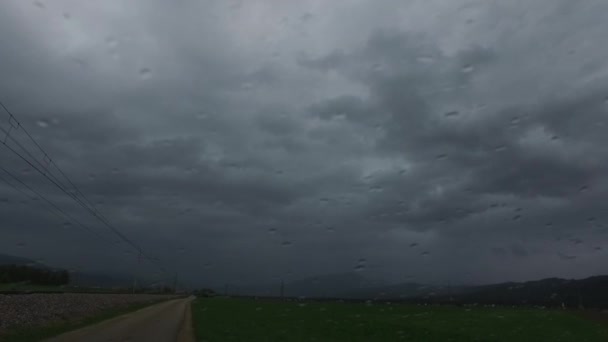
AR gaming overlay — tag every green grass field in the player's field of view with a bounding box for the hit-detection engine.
[0,282,65,292]
[192,298,608,341]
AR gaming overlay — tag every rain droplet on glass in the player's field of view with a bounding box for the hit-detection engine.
[139,68,152,79]
[461,65,474,73]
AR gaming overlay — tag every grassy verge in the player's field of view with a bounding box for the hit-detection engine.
[1,300,165,342]
[192,298,608,341]
[0,282,64,292]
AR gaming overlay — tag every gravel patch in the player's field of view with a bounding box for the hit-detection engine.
[0,293,178,333]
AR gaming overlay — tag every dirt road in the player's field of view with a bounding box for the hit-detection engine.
[45,296,195,342]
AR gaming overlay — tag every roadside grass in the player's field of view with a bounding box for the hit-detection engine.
[192,298,608,341]
[1,300,165,342]
[0,282,64,293]
[0,282,167,294]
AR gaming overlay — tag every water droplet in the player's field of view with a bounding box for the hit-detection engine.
[88,174,96,180]
[570,238,583,245]
[281,241,292,247]
[421,251,430,256]
[33,1,45,9]
[416,56,435,64]
[435,154,448,160]
[594,246,602,251]
[371,63,384,71]
[512,215,521,221]
[494,145,507,152]
[369,185,384,193]
[444,111,459,117]
[398,169,407,175]
[319,198,329,204]
[409,243,419,248]
[268,228,277,234]
[63,12,71,19]
[354,264,365,272]
[461,65,474,73]
[72,58,86,68]
[16,242,26,248]
[37,120,49,128]
[298,303,307,307]
[111,168,119,174]
[139,68,152,79]
[551,135,559,141]
[579,185,589,193]
[514,208,522,212]
[325,226,335,233]
[466,18,474,24]
[63,222,72,228]
[106,37,117,48]
[557,252,576,260]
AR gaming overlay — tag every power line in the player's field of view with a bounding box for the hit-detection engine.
[0,100,167,275]
[0,125,97,214]
[0,165,110,242]
[0,101,98,214]
[0,165,145,267]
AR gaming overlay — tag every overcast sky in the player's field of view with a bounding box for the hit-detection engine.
[1,0,608,288]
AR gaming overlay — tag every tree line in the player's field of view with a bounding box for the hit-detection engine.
[0,264,69,285]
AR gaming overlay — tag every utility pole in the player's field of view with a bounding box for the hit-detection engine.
[280,279,285,300]
[132,252,141,294]
[173,273,178,293]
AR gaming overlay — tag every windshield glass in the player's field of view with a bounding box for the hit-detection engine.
[1,1,607,341]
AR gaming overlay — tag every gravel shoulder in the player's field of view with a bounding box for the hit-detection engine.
[0,293,179,338]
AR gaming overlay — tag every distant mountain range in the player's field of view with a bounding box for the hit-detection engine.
[423,276,608,309]
[4,252,608,308]
[230,272,608,309]
[0,253,47,267]
[228,273,376,297]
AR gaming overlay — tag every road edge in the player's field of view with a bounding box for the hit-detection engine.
[177,296,195,342]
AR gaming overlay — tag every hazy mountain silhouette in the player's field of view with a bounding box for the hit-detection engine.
[0,253,42,266]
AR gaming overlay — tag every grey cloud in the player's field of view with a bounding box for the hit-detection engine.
[2,0,608,288]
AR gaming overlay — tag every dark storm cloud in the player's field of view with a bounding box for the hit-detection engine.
[2,0,608,287]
